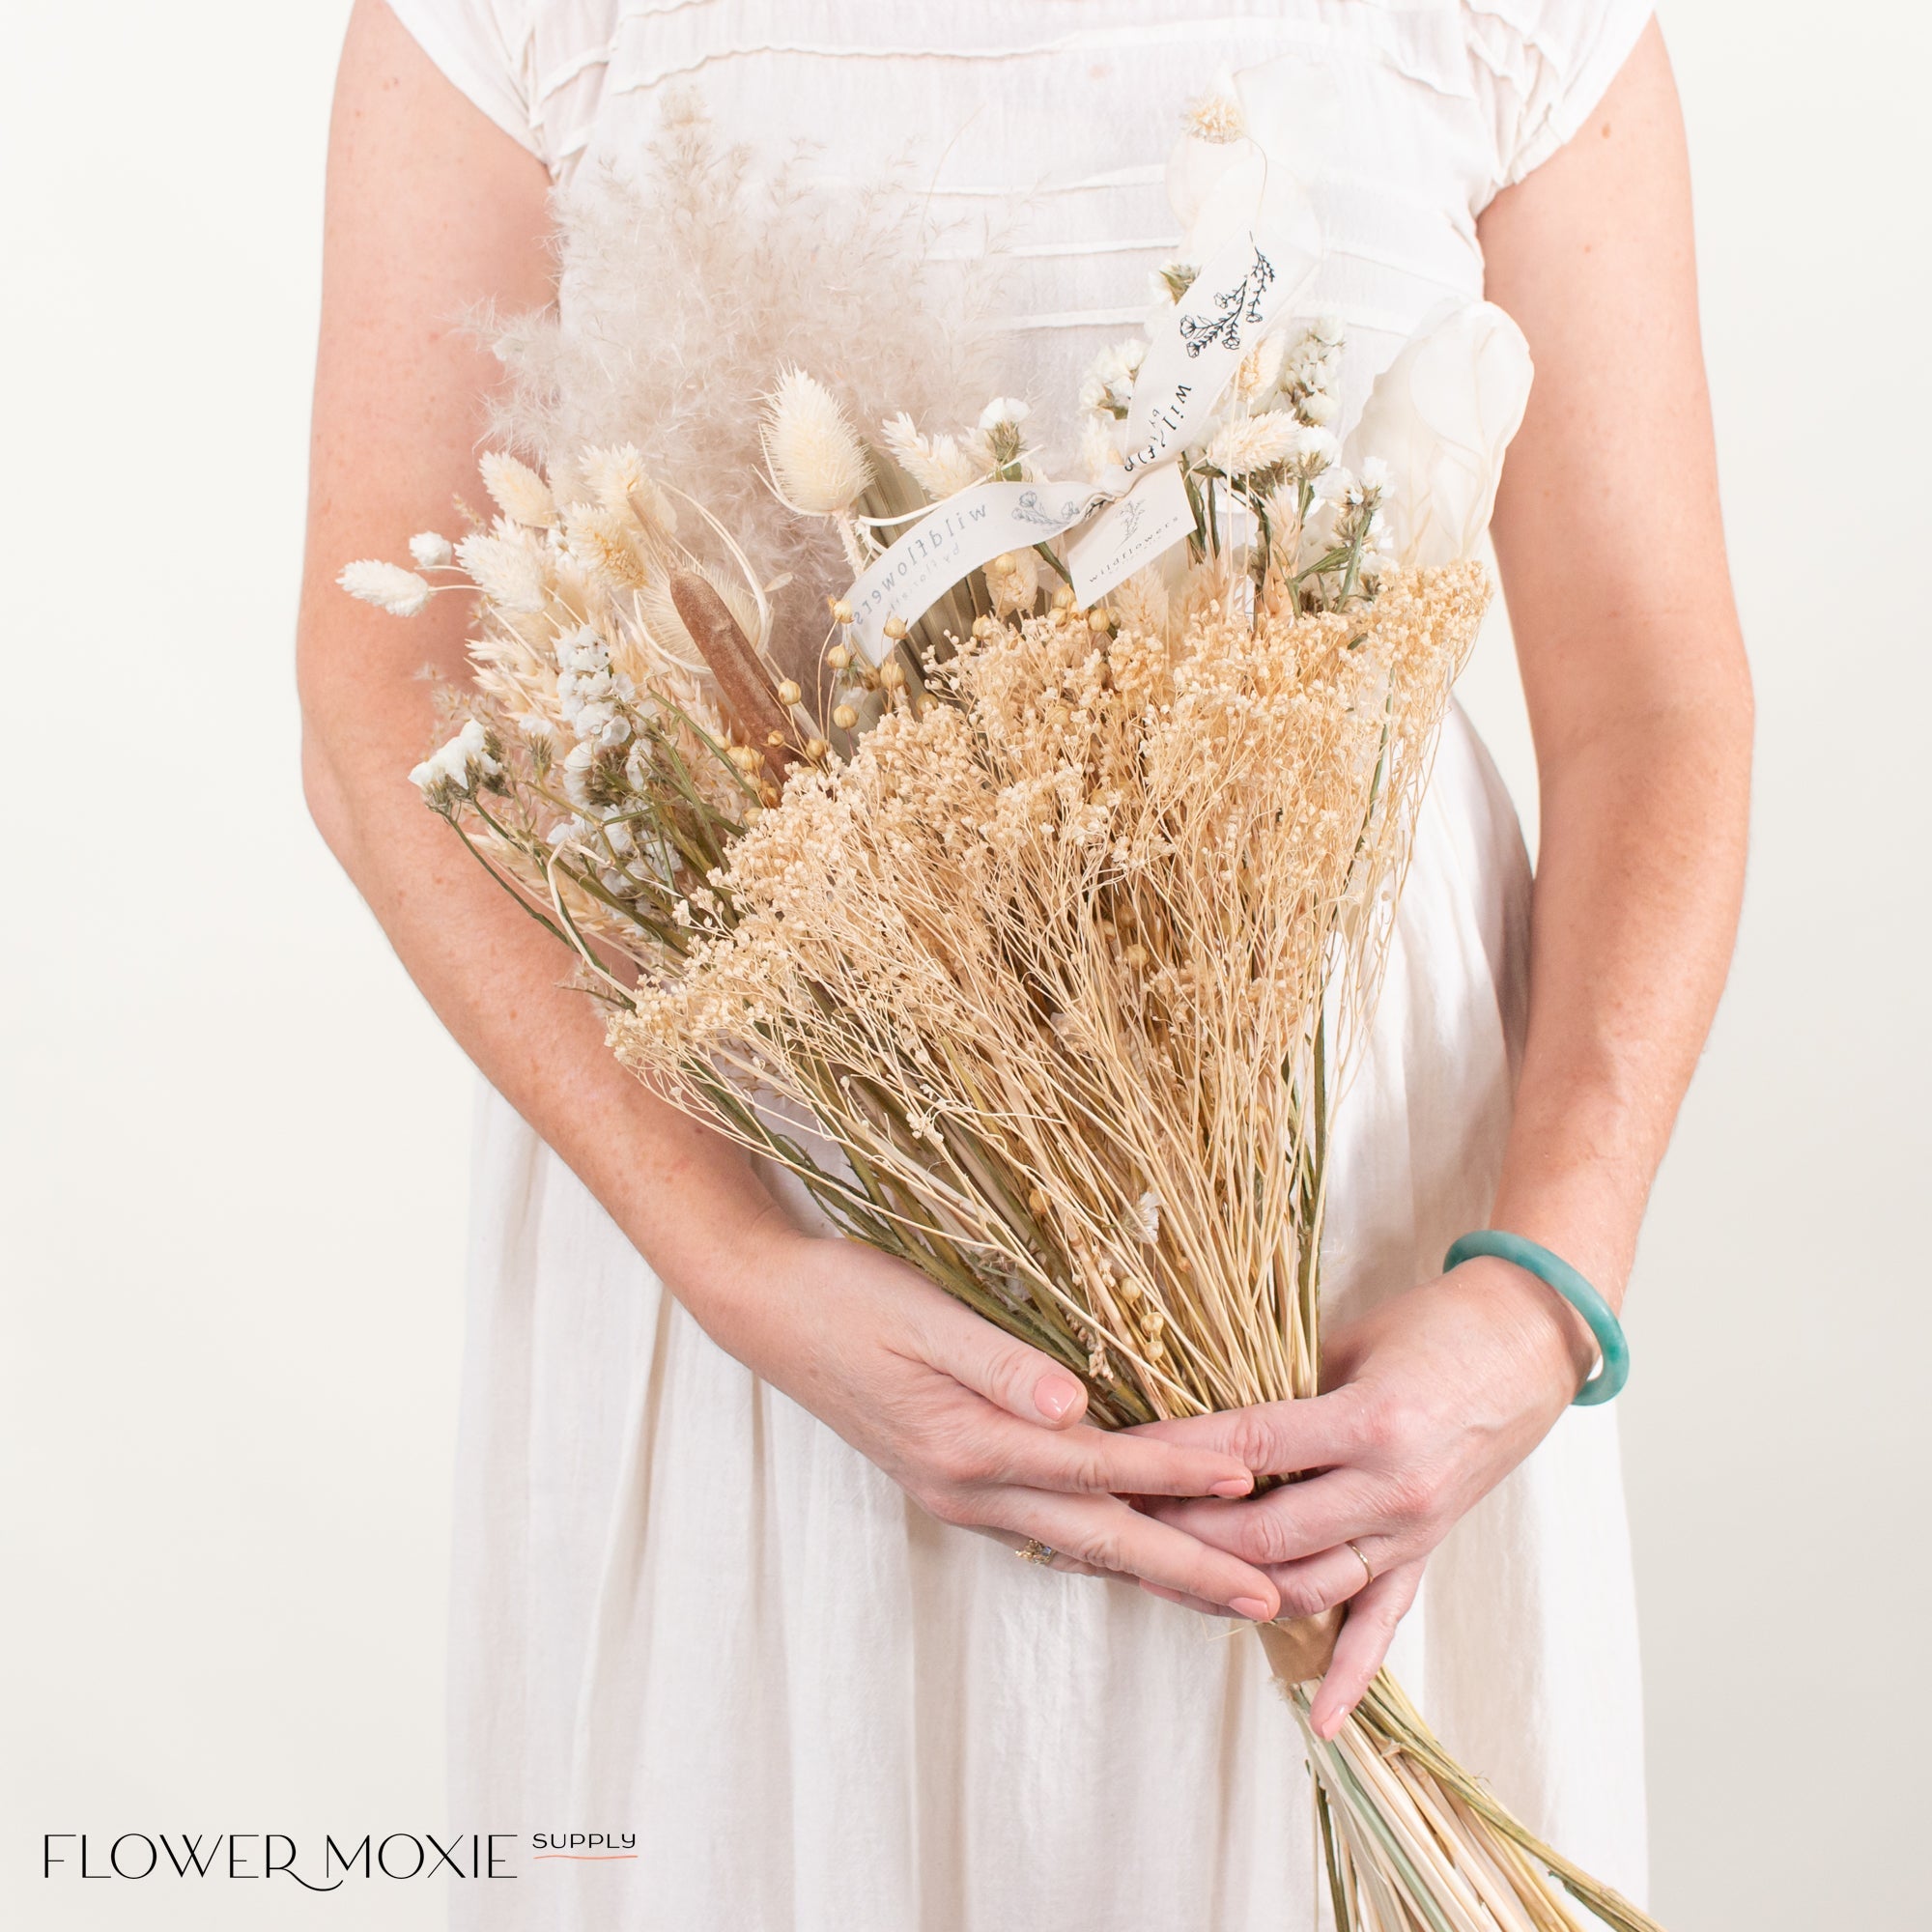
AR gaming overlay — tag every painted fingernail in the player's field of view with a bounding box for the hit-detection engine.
[1209,1476,1254,1497]
[1229,1595,1274,1621]
[1035,1376,1078,1421]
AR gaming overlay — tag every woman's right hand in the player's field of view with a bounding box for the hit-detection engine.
[692,1209,1285,1622]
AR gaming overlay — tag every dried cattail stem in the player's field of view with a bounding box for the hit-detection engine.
[668,568,795,781]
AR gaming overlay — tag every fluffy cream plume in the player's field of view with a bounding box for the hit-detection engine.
[472,101,1003,672]
[410,531,454,569]
[339,558,432,616]
[761,367,873,515]
[478,451,557,528]
[1202,411,1303,479]
[579,443,679,538]
[455,530,549,612]
[562,501,656,589]
[879,412,984,498]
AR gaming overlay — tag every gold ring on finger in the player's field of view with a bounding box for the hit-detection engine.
[1345,1539,1374,1585]
[1016,1537,1056,1566]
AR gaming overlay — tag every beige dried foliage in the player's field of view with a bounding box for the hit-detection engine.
[610,565,1486,1420]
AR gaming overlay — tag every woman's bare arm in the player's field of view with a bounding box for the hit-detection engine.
[298,0,1280,1617]
[1143,20,1752,1734]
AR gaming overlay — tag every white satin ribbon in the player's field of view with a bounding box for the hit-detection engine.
[842,156,1321,664]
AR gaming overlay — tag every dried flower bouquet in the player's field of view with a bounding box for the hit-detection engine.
[342,103,1666,1932]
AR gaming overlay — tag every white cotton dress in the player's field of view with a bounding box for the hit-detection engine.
[385,4,1658,1927]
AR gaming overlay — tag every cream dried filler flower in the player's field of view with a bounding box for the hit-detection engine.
[343,107,1662,1932]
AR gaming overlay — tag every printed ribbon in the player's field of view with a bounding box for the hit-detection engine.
[842,157,1321,664]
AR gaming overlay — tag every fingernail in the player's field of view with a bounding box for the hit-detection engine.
[1209,1475,1254,1498]
[1035,1376,1077,1421]
[1229,1595,1274,1621]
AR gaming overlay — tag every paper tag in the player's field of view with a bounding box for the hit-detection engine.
[1121,181,1321,474]
[845,478,1107,664]
[839,160,1321,654]
[1065,463,1196,607]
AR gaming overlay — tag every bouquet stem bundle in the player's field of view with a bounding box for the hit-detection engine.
[342,115,1662,1914]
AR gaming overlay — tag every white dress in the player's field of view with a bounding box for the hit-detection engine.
[388,5,1657,1927]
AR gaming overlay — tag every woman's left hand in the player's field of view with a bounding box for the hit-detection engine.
[1133,1255,1599,1737]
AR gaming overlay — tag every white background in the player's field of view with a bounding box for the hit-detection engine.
[3,4,1927,1926]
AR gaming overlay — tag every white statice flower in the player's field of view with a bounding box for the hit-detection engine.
[1357,456,1392,495]
[970,396,1033,473]
[457,529,550,613]
[880,412,984,497]
[761,366,872,515]
[1201,411,1303,479]
[409,531,453,569]
[339,558,433,617]
[1078,339,1147,418]
[554,624,611,675]
[560,741,600,810]
[1293,423,1343,472]
[478,450,557,528]
[410,718,499,800]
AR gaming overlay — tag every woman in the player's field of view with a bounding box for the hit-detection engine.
[298,4,1750,1926]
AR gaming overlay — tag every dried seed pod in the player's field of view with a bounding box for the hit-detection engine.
[668,568,793,781]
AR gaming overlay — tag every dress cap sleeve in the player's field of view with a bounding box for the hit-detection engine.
[1467,0,1657,193]
[386,0,546,165]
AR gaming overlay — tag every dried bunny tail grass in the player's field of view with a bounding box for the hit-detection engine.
[478,450,558,527]
[880,411,986,498]
[456,528,549,613]
[470,97,1005,669]
[762,367,873,515]
[578,443,679,538]
[340,558,433,616]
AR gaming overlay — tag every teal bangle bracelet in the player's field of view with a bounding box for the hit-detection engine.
[1442,1231,1629,1406]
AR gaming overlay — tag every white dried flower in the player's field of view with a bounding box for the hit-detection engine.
[978,396,1030,433]
[411,717,499,798]
[409,531,453,569]
[762,367,872,515]
[1293,423,1343,471]
[1078,339,1146,418]
[478,451,557,527]
[1182,93,1246,143]
[339,558,433,617]
[1201,412,1302,479]
[457,530,550,613]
